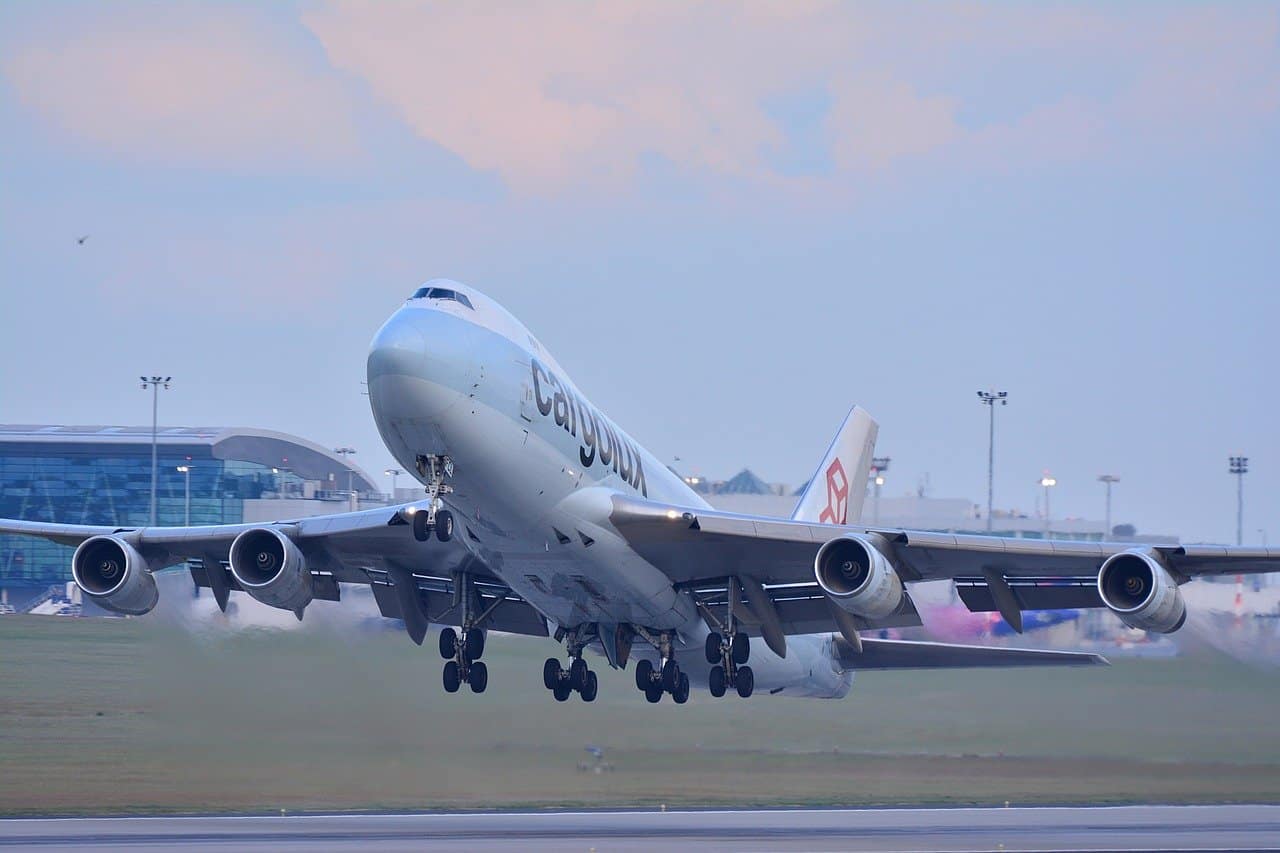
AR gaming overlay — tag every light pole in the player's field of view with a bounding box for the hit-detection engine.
[385,468,403,502]
[176,465,191,525]
[977,390,1008,532]
[140,376,172,526]
[1229,456,1248,546]
[870,456,890,525]
[1039,472,1057,538]
[335,446,357,509]
[1098,474,1120,539]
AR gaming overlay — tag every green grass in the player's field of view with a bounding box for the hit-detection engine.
[2,615,1279,814]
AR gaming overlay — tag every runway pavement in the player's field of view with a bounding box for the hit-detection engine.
[1,804,1277,851]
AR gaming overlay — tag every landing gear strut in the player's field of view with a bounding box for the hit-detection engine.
[412,454,454,543]
[544,626,599,702]
[438,570,489,694]
[704,578,754,698]
[632,630,690,704]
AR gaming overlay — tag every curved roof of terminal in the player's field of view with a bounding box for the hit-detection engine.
[0,425,381,494]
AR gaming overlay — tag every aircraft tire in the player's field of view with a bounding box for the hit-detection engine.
[661,659,680,692]
[704,632,722,665]
[569,658,589,691]
[673,672,690,704]
[468,661,488,693]
[435,511,454,542]
[731,632,750,665]
[543,658,561,690]
[635,658,653,691]
[735,665,754,698]
[553,682,572,702]
[644,684,663,703]
[438,627,457,661]
[443,660,461,693]
[708,665,726,698]
[413,511,432,542]
[581,671,598,702]
[465,627,485,660]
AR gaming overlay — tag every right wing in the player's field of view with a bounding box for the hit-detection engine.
[0,505,549,642]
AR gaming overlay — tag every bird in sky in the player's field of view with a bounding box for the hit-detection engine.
[76,235,89,245]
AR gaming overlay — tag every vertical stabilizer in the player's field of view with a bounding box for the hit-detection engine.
[791,406,879,525]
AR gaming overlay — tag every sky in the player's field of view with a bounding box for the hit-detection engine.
[0,1,1277,544]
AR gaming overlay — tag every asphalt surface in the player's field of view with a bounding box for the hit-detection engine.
[1,805,1277,851]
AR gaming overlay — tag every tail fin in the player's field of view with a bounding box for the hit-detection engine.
[791,406,879,525]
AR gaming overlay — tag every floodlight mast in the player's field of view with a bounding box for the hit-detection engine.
[140,375,172,526]
[1229,456,1249,546]
[1098,474,1120,539]
[976,390,1008,532]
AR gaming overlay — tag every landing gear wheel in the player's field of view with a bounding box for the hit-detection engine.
[442,660,461,693]
[543,658,561,691]
[673,672,690,704]
[413,510,432,542]
[581,671,599,702]
[569,658,589,691]
[553,682,572,702]
[704,632,722,665]
[435,510,454,542]
[468,661,488,693]
[464,627,485,660]
[438,627,457,661]
[644,684,663,703]
[731,632,750,665]
[735,664,754,698]
[709,665,727,698]
[635,658,654,691]
[661,659,681,692]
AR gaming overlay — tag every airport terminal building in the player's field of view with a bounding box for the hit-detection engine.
[0,425,379,594]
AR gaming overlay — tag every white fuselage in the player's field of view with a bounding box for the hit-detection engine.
[365,281,851,698]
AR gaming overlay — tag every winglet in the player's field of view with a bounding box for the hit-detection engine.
[792,406,879,525]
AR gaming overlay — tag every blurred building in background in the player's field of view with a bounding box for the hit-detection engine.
[0,425,379,604]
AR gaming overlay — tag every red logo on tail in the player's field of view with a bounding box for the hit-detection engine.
[818,459,849,524]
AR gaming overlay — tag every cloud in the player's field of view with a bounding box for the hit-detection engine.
[302,1,1279,193]
[1,5,361,171]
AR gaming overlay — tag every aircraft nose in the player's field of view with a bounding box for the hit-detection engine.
[367,309,428,381]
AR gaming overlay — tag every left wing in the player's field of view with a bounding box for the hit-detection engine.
[608,494,1280,638]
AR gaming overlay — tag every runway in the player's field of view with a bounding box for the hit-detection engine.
[1,805,1278,851]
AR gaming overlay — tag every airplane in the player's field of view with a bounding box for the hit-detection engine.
[5,279,1279,704]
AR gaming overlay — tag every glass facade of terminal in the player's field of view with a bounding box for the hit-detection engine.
[0,441,302,586]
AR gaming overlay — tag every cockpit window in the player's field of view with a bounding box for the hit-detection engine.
[411,287,473,309]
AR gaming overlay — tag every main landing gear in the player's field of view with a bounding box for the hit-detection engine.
[544,627,599,702]
[437,570,496,695]
[705,629,753,698]
[412,454,454,543]
[632,631,691,704]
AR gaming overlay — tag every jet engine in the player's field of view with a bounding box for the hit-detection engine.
[228,527,313,615]
[814,533,904,620]
[1097,548,1186,633]
[71,535,158,616]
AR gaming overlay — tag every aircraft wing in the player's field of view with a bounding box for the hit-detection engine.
[0,504,550,641]
[836,637,1107,669]
[608,494,1280,637]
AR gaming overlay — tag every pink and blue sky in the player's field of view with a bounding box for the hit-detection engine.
[1,2,1277,541]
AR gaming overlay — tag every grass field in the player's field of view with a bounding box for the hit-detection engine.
[2,613,1280,814]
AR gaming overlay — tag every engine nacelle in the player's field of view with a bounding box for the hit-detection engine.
[1097,548,1186,633]
[228,527,313,614]
[814,533,904,620]
[71,535,158,616]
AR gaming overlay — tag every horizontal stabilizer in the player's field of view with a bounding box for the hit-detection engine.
[835,637,1107,670]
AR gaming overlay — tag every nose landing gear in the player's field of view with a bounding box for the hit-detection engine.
[412,454,454,542]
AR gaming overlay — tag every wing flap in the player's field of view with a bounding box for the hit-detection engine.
[836,637,1108,670]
